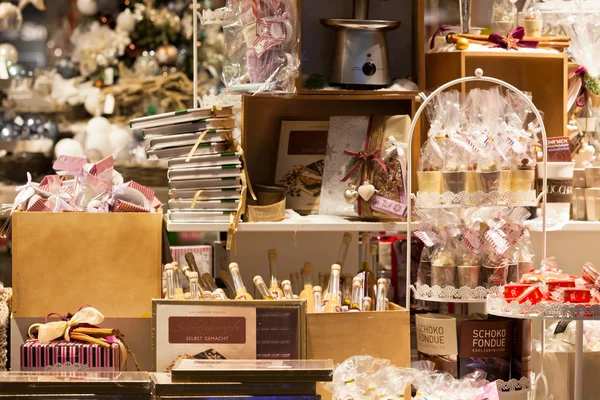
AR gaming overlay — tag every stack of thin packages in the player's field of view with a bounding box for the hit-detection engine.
[132,106,244,223]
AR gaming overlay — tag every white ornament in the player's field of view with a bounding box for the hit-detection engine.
[86,116,112,136]
[85,132,112,158]
[0,43,18,64]
[77,0,98,16]
[357,180,375,201]
[0,3,23,31]
[84,91,103,116]
[54,138,85,158]
[116,9,135,33]
[109,126,132,151]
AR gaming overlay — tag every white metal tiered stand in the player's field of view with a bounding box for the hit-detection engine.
[403,68,558,398]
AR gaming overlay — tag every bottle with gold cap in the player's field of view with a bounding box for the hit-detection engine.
[349,277,363,312]
[219,270,235,298]
[229,262,253,300]
[253,275,274,300]
[323,264,342,313]
[359,232,376,309]
[290,271,300,295]
[281,280,294,299]
[267,249,284,299]
[202,273,219,292]
[312,286,323,313]
[299,262,314,312]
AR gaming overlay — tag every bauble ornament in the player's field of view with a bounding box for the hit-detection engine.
[77,0,98,16]
[0,43,18,64]
[84,90,103,116]
[156,44,178,66]
[87,116,112,136]
[455,37,469,50]
[0,3,22,31]
[357,180,375,201]
[97,0,119,15]
[344,184,359,204]
[109,126,133,152]
[55,138,85,158]
[116,8,135,33]
[85,132,112,158]
[133,52,160,76]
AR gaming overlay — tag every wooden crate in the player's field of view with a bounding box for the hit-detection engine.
[307,304,411,400]
[241,93,421,191]
[425,51,568,138]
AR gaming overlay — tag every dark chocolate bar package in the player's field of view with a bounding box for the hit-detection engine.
[459,318,514,381]
[511,319,532,380]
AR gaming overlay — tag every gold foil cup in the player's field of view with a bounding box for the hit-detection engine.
[511,170,535,192]
[477,171,500,193]
[572,187,587,221]
[482,264,508,288]
[442,171,467,194]
[466,171,478,193]
[417,171,442,193]
[457,265,480,289]
[431,264,456,287]
[573,168,586,188]
[585,166,600,188]
[499,170,512,195]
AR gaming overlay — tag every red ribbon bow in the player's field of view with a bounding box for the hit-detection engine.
[488,27,538,50]
[341,148,387,182]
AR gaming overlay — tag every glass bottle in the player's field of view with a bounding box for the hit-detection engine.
[299,262,314,312]
[323,264,342,313]
[253,275,274,300]
[349,277,363,312]
[213,288,228,300]
[229,262,253,300]
[189,271,201,300]
[360,232,376,309]
[342,274,353,311]
[202,273,219,292]
[336,232,353,267]
[172,262,185,300]
[362,296,372,311]
[491,0,517,36]
[181,262,193,282]
[281,280,294,299]
[370,243,378,277]
[312,286,323,313]
[290,271,300,295]
[375,278,387,311]
[267,249,284,299]
[203,291,214,300]
[165,263,175,299]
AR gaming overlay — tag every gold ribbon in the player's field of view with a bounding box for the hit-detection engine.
[185,130,210,162]
[190,190,207,209]
[225,132,256,201]
[227,173,248,252]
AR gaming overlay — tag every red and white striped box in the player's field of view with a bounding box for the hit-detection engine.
[20,339,124,371]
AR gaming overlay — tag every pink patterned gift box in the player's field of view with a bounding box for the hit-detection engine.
[20,340,124,371]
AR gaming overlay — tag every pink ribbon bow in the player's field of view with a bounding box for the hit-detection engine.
[341,148,388,182]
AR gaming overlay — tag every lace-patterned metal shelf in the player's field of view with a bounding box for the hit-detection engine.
[487,295,600,320]
[415,190,537,208]
[412,284,502,303]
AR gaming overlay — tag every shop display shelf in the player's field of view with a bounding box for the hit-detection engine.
[411,284,499,303]
[487,295,600,320]
[166,215,409,233]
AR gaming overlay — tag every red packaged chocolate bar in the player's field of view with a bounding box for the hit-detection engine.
[504,284,531,299]
[563,288,591,303]
[516,286,543,305]
[547,279,576,293]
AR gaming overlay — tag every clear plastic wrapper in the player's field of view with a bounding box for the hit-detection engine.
[371,136,408,218]
[219,0,299,93]
[491,0,517,36]
[542,321,600,352]
[430,211,462,288]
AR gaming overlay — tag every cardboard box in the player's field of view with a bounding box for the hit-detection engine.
[12,212,162,318]
[307,304,411,400]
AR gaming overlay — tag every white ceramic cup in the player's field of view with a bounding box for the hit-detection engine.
[538,162,575,221]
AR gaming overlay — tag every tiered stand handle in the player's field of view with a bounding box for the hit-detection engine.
[404,68,550,398]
